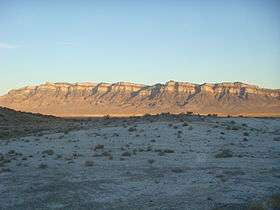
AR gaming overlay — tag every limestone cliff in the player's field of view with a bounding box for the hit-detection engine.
[0,81,279,116]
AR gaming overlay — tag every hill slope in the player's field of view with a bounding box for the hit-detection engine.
[0,107,58,138]
[0,81,279,117]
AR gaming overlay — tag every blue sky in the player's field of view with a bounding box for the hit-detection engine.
[0,0,279,95]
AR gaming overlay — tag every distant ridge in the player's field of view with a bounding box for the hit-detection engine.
[0,81,279,117]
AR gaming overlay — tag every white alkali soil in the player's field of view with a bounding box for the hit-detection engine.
[0,116,280,210]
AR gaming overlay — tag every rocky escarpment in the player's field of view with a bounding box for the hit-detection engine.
[0,81,279,116]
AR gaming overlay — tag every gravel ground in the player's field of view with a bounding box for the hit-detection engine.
[1,116,280,210]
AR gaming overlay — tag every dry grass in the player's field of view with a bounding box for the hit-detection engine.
[268,194,280,209]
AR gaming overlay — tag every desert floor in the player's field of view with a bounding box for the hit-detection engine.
[0,115,280,210]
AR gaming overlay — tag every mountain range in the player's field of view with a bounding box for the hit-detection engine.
[0,81,279,117]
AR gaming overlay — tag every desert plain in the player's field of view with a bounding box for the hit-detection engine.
[0,112,280,210]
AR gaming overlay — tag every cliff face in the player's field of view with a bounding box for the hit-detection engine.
[0,81,279,116]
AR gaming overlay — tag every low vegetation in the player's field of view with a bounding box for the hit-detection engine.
[121,151,131,157]
[94,144,104,150]
[85,160,94,167]
[128,127,137,132]
[0,108,279,210]
[38,163,48,169]
[42,149,54,156]
[215,149,233,158]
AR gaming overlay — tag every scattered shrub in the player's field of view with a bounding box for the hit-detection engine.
[121,151,131,157]
[163,149,175,153]
[42,149,54,156]
[247,202,265,210]
[182,122,189,126]
[94,144,104,150]
[128,127,137,132]
[215,149,233,158]
[56,154,62,159]
[243,132,250,136]
[112,133,119,137]
[38,163,48,169]
[158,151,165,156]
[104,115,110,119]
[102,151,111,157]
[171,167,184,173]
[132,149,137,155]
[8,150,15,155]
[146,146,152,152]
[226,126,240,130]
[273,137,280,141]
[268,194,280,209]
[147,159,155,165]
[85,160,94,167]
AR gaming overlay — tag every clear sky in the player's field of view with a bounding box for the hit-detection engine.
[0,0,279,95]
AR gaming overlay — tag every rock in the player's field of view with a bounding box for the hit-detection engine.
[0,81,279,117]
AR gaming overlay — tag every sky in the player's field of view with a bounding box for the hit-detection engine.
[0,0,279,95]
